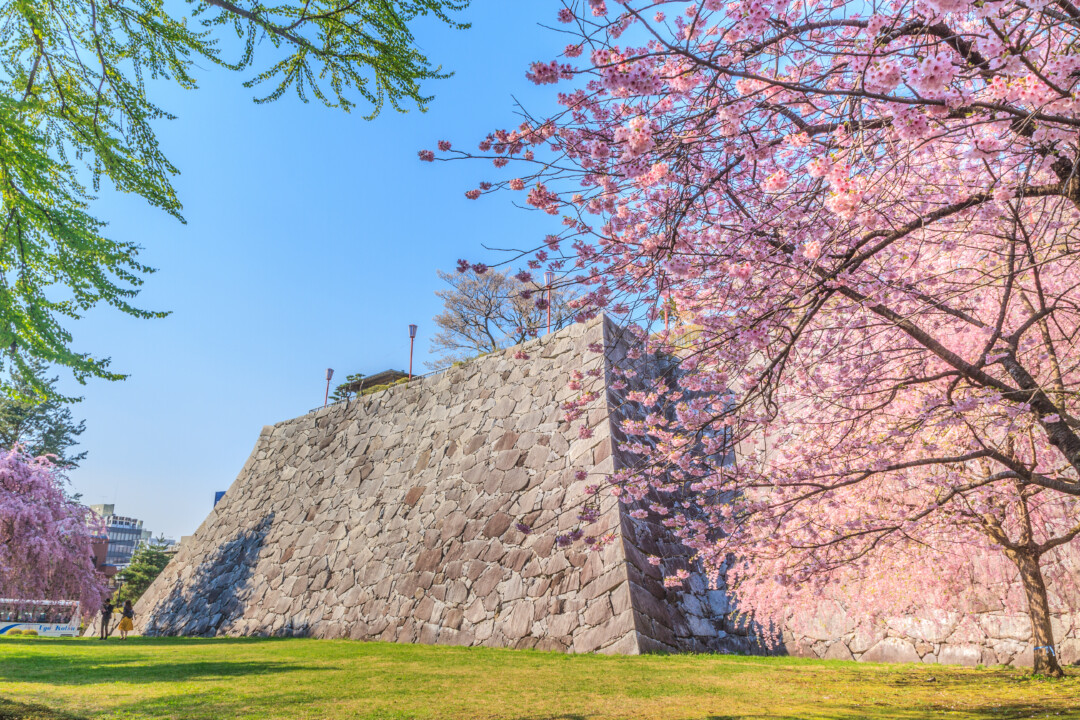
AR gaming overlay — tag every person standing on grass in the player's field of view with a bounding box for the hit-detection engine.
[99,598,114,639]
[117,601,134,640]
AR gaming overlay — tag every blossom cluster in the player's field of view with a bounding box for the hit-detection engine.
[0,450,108,614]
[423,0,1080,656]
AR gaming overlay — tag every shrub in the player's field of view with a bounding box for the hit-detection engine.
[4,630,22,637]
[360,384,390,396]
[21,629,38,636]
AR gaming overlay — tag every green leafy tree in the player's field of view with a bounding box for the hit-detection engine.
[0,359,85,469]
[115,537,172,605]
[0,0,469,390]
[330,372,365,403]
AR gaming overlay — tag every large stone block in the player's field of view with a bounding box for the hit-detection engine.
[979,615,1032,642]
[790,602,855,642]
[574,610,635,653]
[861,638,921,664]
[938,645,983,667]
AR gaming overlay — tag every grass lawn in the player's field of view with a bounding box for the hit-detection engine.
[0,637,1078,720]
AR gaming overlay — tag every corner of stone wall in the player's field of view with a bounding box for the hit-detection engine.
[130,315,652,654]
[598,316,742,655]
[559,316,640,655]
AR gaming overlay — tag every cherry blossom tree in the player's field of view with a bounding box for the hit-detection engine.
[427,0,1080,676]
[0,449,107,615]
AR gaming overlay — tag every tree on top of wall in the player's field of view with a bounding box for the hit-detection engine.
[429,268,576,368]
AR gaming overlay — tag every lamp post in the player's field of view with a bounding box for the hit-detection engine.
[544,271,555,335]
[323,368,334,406]
[408,324,418,380]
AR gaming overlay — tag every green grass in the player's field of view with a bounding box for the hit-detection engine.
[0,637,1078,719]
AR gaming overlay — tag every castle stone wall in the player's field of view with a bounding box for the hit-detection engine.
[126,316,1078,666]
[131,318,722,653]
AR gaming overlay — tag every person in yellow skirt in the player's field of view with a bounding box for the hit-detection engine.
[117,600,135,639]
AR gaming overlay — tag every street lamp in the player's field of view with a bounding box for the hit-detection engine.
[544,271,555,335]
[323,368,334,407]
[408,324,418,380]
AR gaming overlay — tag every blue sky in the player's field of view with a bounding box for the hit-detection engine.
[62,1,571,539]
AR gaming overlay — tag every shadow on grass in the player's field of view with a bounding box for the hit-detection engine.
[691,707,1080,720]
[0,703,1071,720]
[0,698,90,720]
[7,636,300,648]
[502,711,1072,720]
[0,658,315,686]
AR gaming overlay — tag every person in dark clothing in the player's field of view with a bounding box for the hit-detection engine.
[99,599,114,639]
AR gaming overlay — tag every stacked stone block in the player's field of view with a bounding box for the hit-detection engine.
[780,604,1080,666]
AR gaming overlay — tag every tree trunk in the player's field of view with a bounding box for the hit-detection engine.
[1011,549,1064,677]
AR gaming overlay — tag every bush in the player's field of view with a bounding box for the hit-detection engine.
[4,630,22,637]
[361,384,390,396]
[21,629,38,636]
[356,376,414,398]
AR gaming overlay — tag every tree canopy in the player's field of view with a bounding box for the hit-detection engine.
[429,267,575,367]
[433,0,1080,676]
[0,448,106,612]
[0,359,86,470]
[0,0,469,391]
[115,538,173,606]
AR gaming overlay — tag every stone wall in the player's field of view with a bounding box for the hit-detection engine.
[129,317,723,653]
[780,603,1080,666]
[600,323,1080,667]
[599,322,742,655]
[125,315,1078,666]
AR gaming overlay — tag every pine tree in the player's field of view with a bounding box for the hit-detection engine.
[330,373,366,403]
[115,539,173,606]
[0,359,86,470]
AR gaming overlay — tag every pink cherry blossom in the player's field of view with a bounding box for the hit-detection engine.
[0,449,107,615]
[762,170,789,193]
[433,0,1080,678]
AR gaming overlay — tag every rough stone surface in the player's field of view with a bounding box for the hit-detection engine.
[126,318,647,654]
[119,316,1080,666]
[862,638,921,664]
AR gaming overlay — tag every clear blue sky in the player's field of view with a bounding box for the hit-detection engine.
[62,1,569,539]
